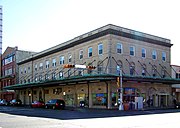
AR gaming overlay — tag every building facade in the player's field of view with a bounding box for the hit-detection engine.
[5,24,180,109]
[0,46,35,101]
[171,65,180,102]
[0,6,2,54]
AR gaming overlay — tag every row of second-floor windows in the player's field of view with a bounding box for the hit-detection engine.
[116,43,167,61]
[116,62,167,78]
[2,55,15,66]
[2,68,14,76]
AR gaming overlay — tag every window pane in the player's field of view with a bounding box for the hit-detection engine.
[117,43,122,54]
[88,47,92,57]
[130,46,135,56]
[98,44,103,55]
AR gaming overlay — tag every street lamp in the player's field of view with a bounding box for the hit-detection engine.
[118,69,123,110]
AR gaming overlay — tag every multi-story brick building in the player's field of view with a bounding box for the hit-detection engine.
[0,46,35,101]
[5,24,180,109]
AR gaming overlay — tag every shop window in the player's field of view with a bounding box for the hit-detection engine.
[92,93,107,106]
[111,93,117,107]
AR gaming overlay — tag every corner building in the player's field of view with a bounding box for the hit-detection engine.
[5,24,180,109]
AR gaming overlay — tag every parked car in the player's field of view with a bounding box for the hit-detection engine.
[45,99,65,109]
[31,101,45,108]
[0,99,9,106]
[10,99,22,106]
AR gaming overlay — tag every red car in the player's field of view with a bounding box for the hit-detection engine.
[31,101,45,108]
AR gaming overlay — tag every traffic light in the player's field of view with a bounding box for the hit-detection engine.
[63,64,75,68]
[87,66,96,69]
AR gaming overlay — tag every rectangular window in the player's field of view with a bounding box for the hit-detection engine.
[88,47,92,57]
[52,58,56,67]
[152,50,157,60]
[60,56,65,65]
[117,43,122,54]
[68,54,72,63]
[142,48,146,58]
[130,46,135,56]
[162,52,166,61]
[79,50,83,59]
[46,61,49,68]
[98,43,103,55]
[39,63,43,70]
[35,64,38,71]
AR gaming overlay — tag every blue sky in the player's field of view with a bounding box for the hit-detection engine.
[0,0,180,65]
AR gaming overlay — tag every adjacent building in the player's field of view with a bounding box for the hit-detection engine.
[4,24,180,109]
[171,65,180,102]
[0,46,35,101]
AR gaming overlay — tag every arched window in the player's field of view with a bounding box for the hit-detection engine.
[130,62,135,76]
[142,64,146,76]
[97,61,103,74]
[152,65,157,77]
[162,66,166,78]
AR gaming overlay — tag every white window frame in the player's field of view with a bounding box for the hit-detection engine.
[68,54,72,63]
[52,58,56,67]
[117,43,122,54]
[46,61,49,69]
[162,52,166,62]
[152,50,157,60]
[79,50,83,59]
[60,56,65,65]
[130,46,135,56]
[88,47,92,57]
[98,43,103,55]
[142,48,146,58]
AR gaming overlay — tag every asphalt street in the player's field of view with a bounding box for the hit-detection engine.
[0,106,180,128]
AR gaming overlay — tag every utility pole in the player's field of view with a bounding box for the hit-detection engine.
[118,69,123,110]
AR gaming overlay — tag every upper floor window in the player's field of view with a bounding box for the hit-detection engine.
[142,65,146,76]
[59,71,63,78]
[45,74,49,80]
[20,68,23,74]
[79,50,83,59]
[116,60,122,75]
[35,64,38,71]
[52,58,56,67]
[5,56,13,65]
[52,72,56,80]
[130,46,135,56]
[117,43,122,54]
[39,75,43,81]
[24,68,27,74]
[39,63,43,70]
[88,47,92,57]
[60,56,65,65]
[152,50,157,60]
[28,67,31,73]
[130,63,135,75]
[68,54,72,63]
[98,43,103,55]
[142,48,146,58]
[152,65,157,77]
[46,61,49,68]
[162,52,166,61]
